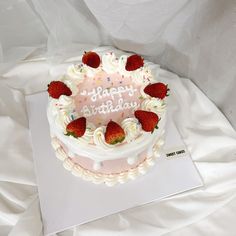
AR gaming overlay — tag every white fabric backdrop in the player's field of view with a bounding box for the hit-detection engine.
[0,0,235,127]
[1,1,236,235]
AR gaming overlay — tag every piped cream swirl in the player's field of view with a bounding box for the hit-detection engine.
[121,118,141,143]
[50,96,76,131]
[102,52,118,74]
[141,98,166,115]
[67,63,101,79]
[67,64,85,80]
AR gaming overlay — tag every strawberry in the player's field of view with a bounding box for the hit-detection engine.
[47,81,72,99]
[125,54,144,71]
[105,121,125,145]
[82,51,100,68]
[144,82,169,99]
[65,117,86,138]
[135,110,159,132]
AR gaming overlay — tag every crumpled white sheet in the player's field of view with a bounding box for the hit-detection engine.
[0,0,236,128]
[0,47,236,236]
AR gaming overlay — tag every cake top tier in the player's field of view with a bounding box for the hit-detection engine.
[47,51,169,149]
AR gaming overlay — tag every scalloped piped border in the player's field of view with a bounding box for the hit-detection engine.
[51,137,165,186]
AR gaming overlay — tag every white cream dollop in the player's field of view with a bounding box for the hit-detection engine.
[141,98,166,115]
[84,64,101,78]
[67,63,101,79]
[121,118,141,143]
[55,111,73,131]
[50,96,76,131]
[102,52,118,74]
[118,55,129,76]
[133,66,155,85]
[67,64,85,80]
[58,95,75,109]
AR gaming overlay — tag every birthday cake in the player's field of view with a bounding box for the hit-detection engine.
[47,51,169,186]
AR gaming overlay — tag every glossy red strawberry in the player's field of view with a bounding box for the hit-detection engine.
[125,54,144,71]
[135,110,159,132]
[66,117,86,138]
[82,51,100,68]
[144,82,169,99]
[47,81,72,99]
[105,121,125,145]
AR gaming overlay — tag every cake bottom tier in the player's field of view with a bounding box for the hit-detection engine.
[50,136,165,186]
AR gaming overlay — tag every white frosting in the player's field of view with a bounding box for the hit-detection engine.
[51,137,60,150]
[67,64,85,80]
[68,150,76,158]
[49,96,76,131]
[141,98,166,115]
[55,146,67,161]
[67,63,101,79]
[121,118,141,143]
[93,161,102,170]
[84,64,101,78]
[63,158,75,171]
[118,55,129,75]
[127,156,138,165]
[102,52,118,74]
[58,95,75,109]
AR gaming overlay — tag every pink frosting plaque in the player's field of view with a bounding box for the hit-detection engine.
[75,71,142,126]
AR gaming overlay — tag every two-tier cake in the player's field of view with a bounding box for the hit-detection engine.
[47,51,169,186]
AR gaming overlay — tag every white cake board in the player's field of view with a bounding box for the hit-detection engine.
[26,92,203,236]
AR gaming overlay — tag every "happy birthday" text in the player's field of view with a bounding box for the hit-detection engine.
[80,98,139,117]
[80,85,137,102]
